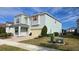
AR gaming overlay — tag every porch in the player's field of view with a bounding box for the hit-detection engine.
[13,24,30,36]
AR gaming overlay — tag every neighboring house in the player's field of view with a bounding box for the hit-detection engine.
[6,12,62,39]
[66,27,76,33]
[77,19,79,33]
[0,23,6,28]
[6,22,14,33]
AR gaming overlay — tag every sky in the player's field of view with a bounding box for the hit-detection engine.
[0,7,79,29]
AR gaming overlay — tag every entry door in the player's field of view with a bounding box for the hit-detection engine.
[15,27,18,35]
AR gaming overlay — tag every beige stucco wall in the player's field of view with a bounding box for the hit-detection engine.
[28,29,41,39]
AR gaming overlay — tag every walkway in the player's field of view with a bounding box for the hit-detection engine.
[0,39,58,51]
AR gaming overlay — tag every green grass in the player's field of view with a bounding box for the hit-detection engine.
[20,35,79,51]
[0,45,27,51]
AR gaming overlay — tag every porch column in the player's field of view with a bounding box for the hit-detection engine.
[14,27,16,36]
[38,15,40,25]
[27,18,30,25]
[18,26,21,36]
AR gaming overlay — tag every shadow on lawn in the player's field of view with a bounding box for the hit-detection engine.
[39,43,58,49]
[39,42,73,51]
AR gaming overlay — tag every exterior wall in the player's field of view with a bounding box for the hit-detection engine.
[6,27,10,33]
[29,29,41,39]
[20,15,29,25]
[20,27,28,36]
[14,15,29,25]
[30,16,39,26]
[45,14,62,34]
[14,16,21,24]
[30,14,45,27]
[54,21,62,33]
[39,14,46,26]
[6,27,15,35]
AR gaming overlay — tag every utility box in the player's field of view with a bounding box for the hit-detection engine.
[54,37,64,45]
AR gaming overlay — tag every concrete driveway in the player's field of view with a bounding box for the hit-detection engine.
[0,39,58,51]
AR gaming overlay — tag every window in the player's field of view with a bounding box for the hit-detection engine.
[15,27,18,33]
[16,18,19,23]
[21,27,28,32]
[33,15,38,21]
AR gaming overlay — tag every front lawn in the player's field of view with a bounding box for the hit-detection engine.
[0,45,27,51]
[20,36,79,51]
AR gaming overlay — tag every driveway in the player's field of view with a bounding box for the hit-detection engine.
[0,39,58,51]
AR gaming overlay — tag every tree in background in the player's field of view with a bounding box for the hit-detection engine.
[0,27,5,33]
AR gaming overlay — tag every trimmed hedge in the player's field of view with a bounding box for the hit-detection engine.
[50,34,54,42]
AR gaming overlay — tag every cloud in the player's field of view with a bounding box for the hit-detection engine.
[62,16,78,23]
[0,8,23,16]
[31,7,43,12]
[50,7,63,13]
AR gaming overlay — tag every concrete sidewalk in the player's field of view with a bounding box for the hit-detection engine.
[0,39,58,51]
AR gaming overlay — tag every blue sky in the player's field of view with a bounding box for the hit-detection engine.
[0,7,79,29]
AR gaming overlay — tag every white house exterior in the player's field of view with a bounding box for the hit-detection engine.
[6,12,62,39]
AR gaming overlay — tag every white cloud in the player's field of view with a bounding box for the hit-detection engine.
[51,7,63,13]
[62,16,78,23]
[31,7,43,12]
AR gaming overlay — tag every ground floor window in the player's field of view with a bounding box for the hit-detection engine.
[15,27,18,35]
[21,27,28,32]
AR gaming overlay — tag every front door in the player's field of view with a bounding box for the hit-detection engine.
[15,27,19,36]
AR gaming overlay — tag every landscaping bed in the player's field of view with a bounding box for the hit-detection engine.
[0,45,26,51]
[20,36,79,51]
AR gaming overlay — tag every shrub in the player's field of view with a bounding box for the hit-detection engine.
[0,33,8,38]
[54,32,59,36]
[7,33,13,36]
[50,34,54,43]
[0,33,13,39]
[41,26,47,36]
[0,27,5,34]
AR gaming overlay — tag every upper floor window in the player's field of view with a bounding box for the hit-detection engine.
[33,15,38,21]
[16,18,19,23]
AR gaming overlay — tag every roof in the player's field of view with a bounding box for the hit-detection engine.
[14,12,61,23]
[10,24,29,27]
[15,13,29,17]
[6,21,14,24]
[31,12,61,23]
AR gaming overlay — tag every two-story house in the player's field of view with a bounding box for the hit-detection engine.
[6,12,62,39]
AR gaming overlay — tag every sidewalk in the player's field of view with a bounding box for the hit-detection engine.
[0,39,58,51]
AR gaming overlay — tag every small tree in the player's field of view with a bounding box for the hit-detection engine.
[54,32,59,36]
[50,34,54,43]
[41,26,47,36]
